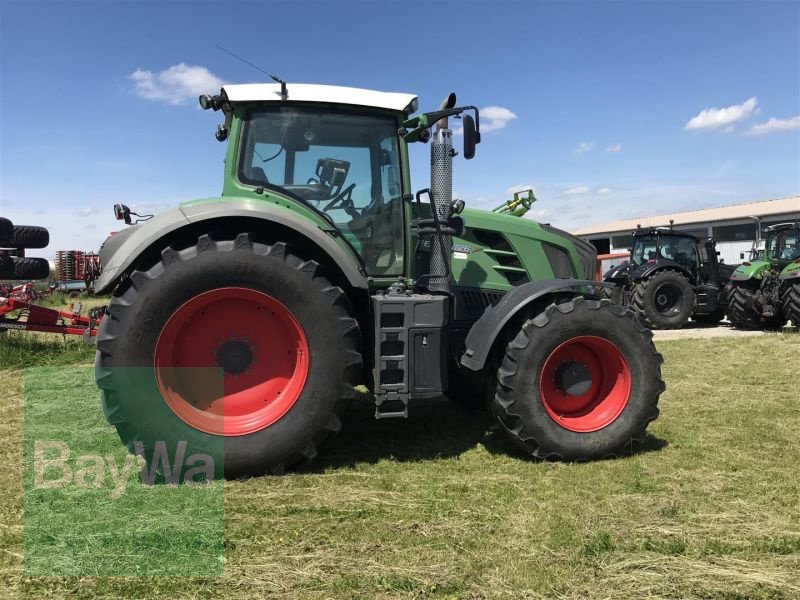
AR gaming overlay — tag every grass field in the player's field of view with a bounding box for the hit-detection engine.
[1,330,799,599]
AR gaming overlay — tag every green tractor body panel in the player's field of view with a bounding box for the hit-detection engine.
[451,208,593,290]
[729,259,771,282]
[779,260,800,281]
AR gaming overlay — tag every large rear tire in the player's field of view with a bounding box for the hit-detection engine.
[0,217,12,245]
[631,270,695,329]
[3,225,49,249]
[0,256,50,280]
[492,297,663,460]
[782,282,800,327]
[726,282,761,330]
[95,234,362,478]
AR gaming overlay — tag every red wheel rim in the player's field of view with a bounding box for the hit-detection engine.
[539,336,631,433]
[154,287,308,436]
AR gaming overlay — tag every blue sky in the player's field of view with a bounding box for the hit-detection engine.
[1,0,798,256]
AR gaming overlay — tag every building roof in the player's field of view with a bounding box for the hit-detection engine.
[573,196,800,236]
[221,83,417,113]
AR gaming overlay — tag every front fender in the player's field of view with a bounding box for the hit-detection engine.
[460,279,611,371]
[95,198,368,294]
[629,260,691,283]
[729,260,770,282]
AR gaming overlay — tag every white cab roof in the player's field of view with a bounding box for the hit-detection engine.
[221,83,417,112]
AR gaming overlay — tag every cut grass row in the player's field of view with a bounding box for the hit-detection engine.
[0,332,798,598]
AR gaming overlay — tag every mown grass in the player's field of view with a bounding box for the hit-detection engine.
[0,333,798,598]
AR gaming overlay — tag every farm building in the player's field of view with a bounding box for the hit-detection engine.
[574,195,800,266]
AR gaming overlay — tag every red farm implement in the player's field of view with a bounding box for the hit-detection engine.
[0,297,105,340]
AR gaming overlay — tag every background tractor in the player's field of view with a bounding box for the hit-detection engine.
[602,227,735,329]
[93,83,664,478]
[726,222,800,329]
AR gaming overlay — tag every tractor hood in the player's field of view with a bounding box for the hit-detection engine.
[730,259,770,282]
[603,261,631,280]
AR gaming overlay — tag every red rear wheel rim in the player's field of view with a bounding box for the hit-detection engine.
[539,335,631,432]
[154,287,308,436]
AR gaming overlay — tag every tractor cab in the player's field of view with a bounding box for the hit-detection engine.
[626,228,725,285]
[765,222,800,266]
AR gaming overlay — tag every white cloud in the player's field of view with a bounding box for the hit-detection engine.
[722,125,736,134]
[130,63,225,105]
[605,143,622,153]
[746,116,800,135]
[505,184,535,195]
[597,187,611,194]
[78,207,98,217]
[685,97,758,131]
[480,106,518,132]
[562,186,590,196]
[454,106,517,135]
[573,142,595,155]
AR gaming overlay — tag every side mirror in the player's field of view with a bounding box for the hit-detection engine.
[113,203,132,225]
[463,114,478,160]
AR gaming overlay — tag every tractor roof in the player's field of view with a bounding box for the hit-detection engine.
[221,83,418,113]
[634,227,699,241]
[764,221,800,232]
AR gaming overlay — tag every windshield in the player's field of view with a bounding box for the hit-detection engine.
[767,228,800,261]
[631,235,658,266]
[238,105,405,276]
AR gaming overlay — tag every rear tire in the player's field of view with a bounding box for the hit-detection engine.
[0,217,12,245]
[492,297,663,460]
[0,256,50,280]
[782,282,800,328]
[726,282,761,330]
[631,270,695,329]
[95,233,362,479]
[3,225,49,249]
[600,284,623,304]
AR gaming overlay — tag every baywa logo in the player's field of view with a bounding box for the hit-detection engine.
[33,440,216,498]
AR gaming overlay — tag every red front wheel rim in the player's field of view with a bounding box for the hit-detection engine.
[539,335,631,432]
[154,287,309,436]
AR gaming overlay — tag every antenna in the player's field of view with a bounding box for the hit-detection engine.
[215,45,287,100]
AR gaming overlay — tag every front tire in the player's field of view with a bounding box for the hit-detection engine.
[492,297,664,460]
[782,282,800,328]
[631,270,695,329]
[726,282,761,330]
[95,234,362,478]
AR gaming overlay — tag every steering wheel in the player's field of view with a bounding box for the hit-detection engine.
[323,183,359,217]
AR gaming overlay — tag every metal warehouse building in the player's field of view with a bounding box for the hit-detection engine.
[574,195,800,266]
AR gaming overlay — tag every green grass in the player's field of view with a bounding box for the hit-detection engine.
[1,334,799,598]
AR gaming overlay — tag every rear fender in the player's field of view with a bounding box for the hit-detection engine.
[460,279,611,371]
[94,199,368,294]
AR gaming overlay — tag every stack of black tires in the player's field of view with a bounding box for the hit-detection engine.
[0,217,51,281]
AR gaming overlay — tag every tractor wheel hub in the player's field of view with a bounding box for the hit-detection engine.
[554,361,592,397]
[216,339,254,375]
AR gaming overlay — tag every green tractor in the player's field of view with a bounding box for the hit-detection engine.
[726,222,800,329]
[94,83,664,479]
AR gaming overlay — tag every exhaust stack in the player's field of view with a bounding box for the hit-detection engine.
[427,93,456,294]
